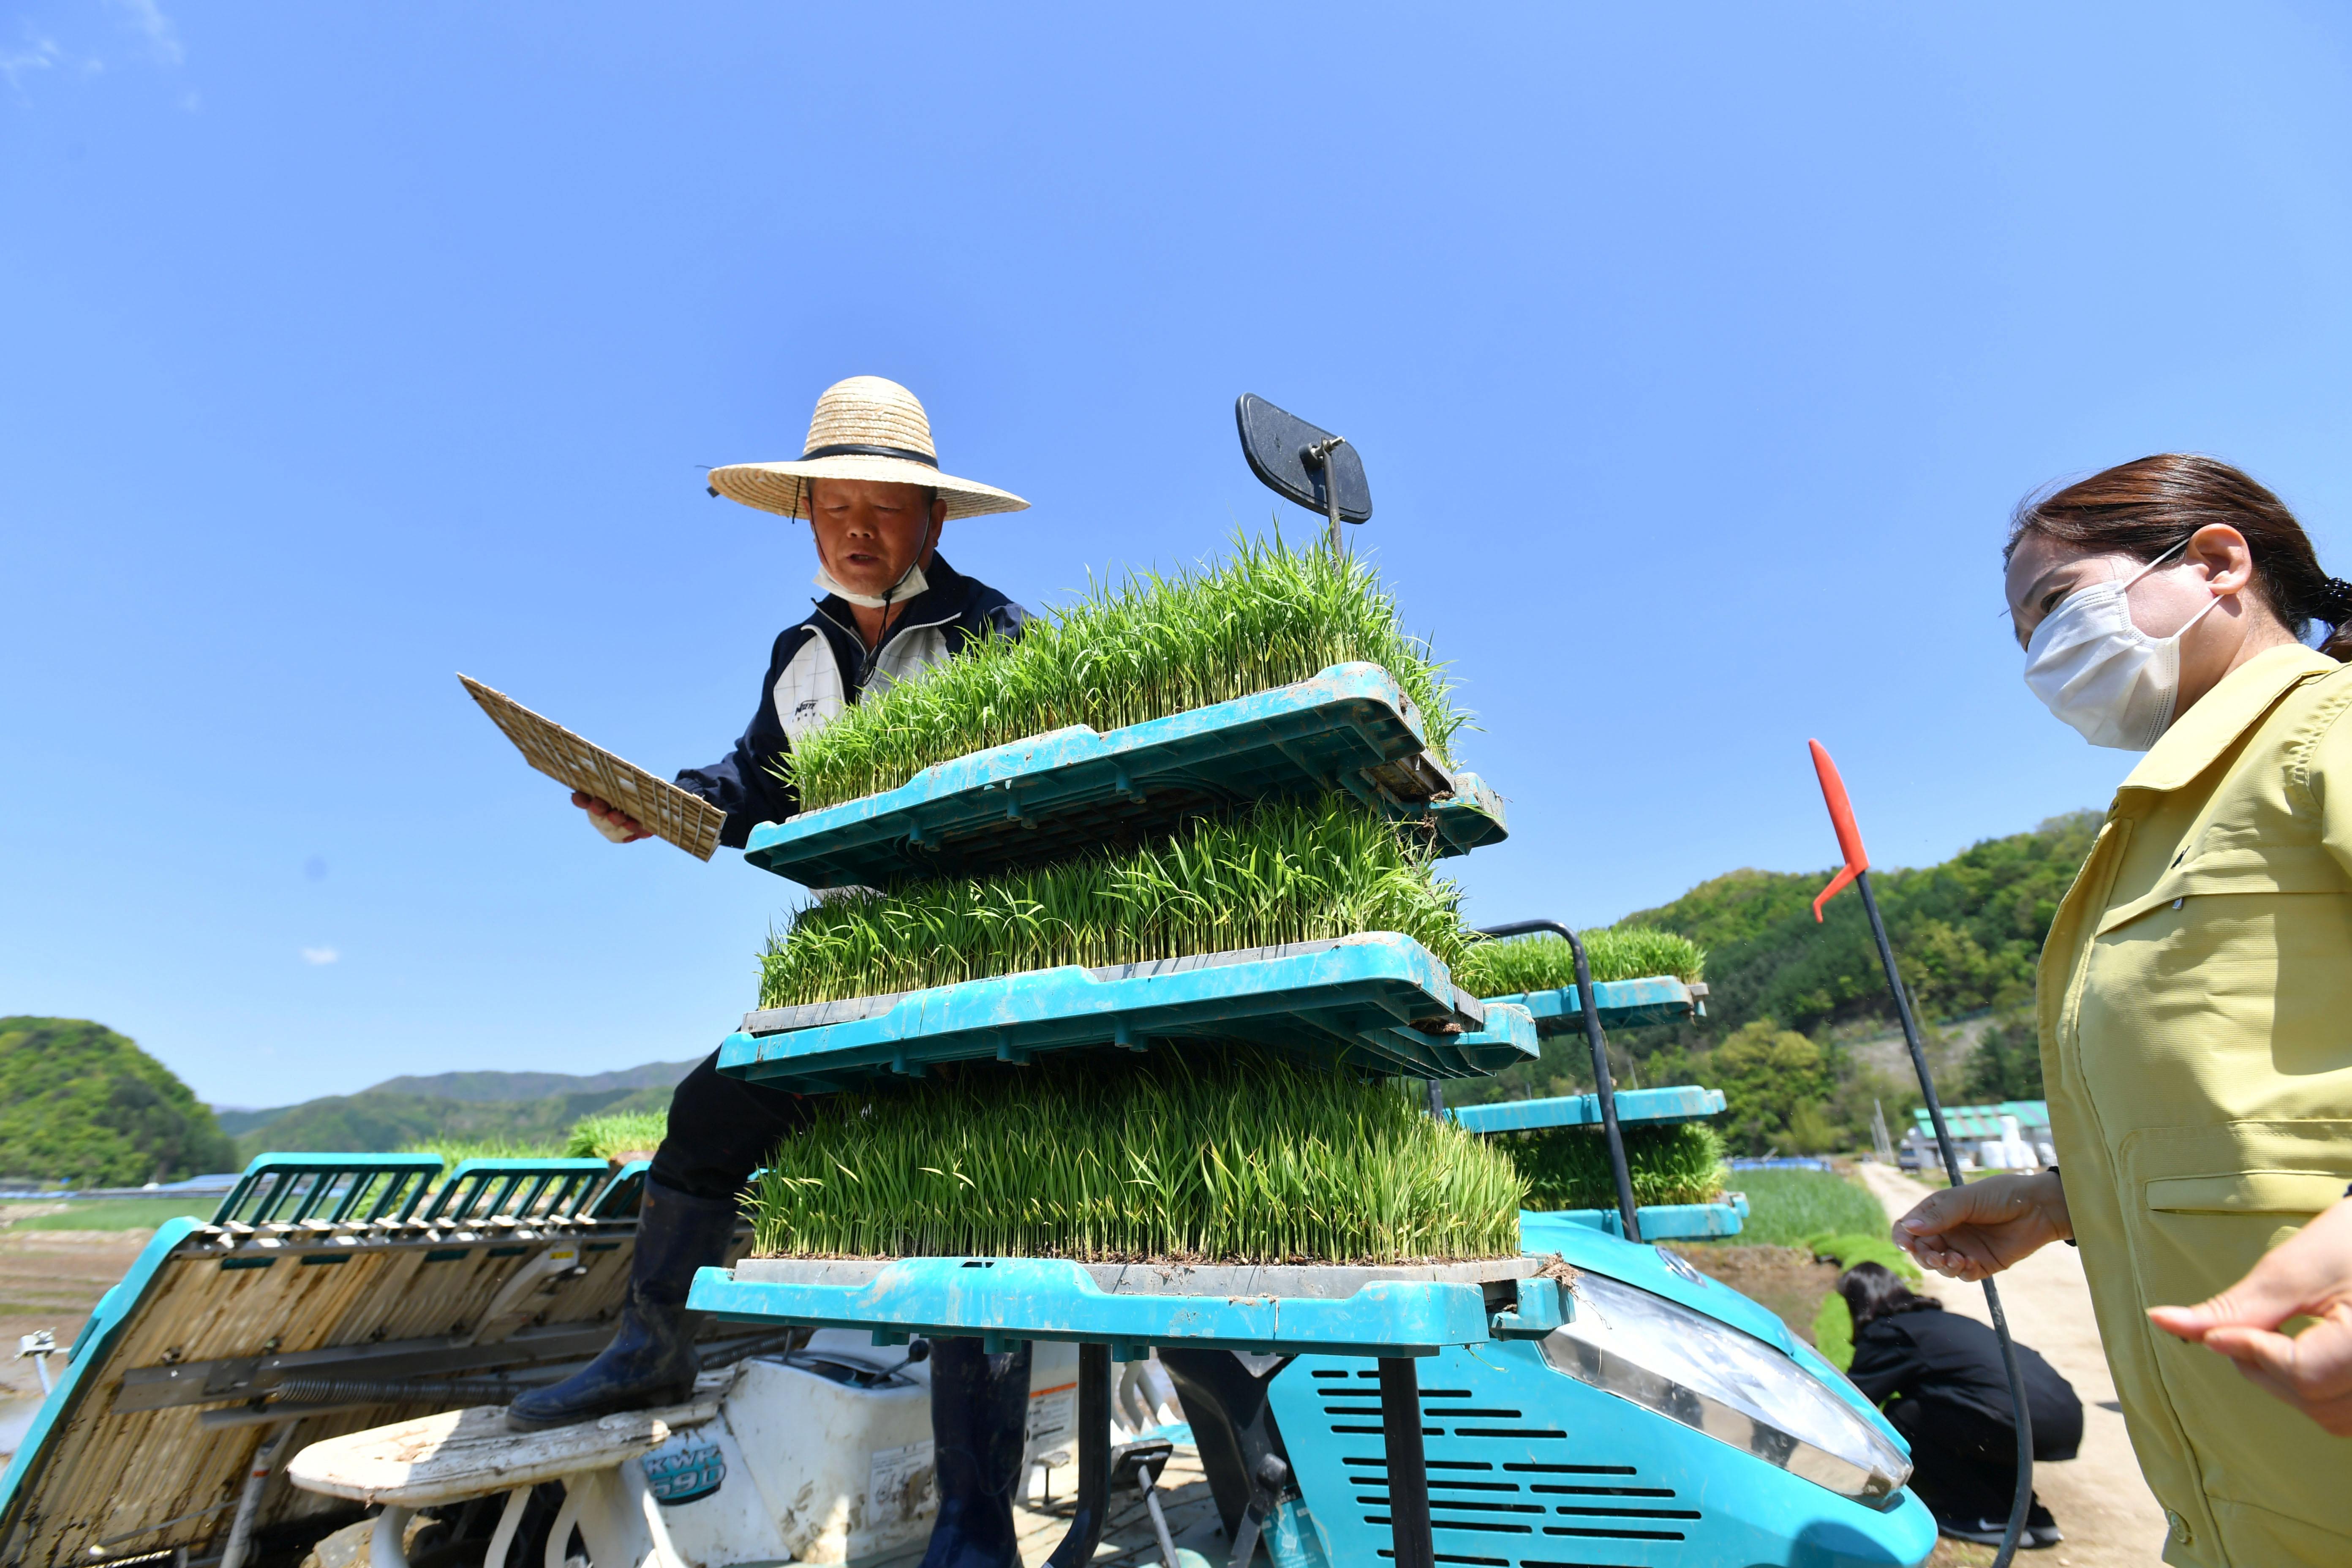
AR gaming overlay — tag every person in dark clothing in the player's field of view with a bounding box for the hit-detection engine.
[1839,1261,2084,1550]
[512,376,1038,1568]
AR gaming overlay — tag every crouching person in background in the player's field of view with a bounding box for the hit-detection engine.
[1839,1263,2083,1550]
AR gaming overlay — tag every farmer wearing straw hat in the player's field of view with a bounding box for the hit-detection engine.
[516,376,1040,1568]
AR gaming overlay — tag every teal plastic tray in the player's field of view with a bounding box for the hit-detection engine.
[1520,1195,1749,1245]
[688,1255,1533,1358]
[1451,1084,1726,1134]
[1480,974,1698,1035]
[211,1153,446,1226]
[720,934,1538,1093]
[743,662,1506,887]
[424,1158,615,1223]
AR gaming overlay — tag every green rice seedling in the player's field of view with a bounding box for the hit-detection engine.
[564,1110,669,1160]
[1503,1120,1727,1212]
[1450,926,1704,998]
[785,533,1468,811]
[746,1047,1526,1264]
[760,798,1472,1008]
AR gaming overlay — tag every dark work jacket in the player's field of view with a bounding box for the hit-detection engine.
[675,553,1029,847]
[1846,1304,2082,1448]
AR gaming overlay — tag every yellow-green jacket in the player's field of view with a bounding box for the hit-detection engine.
[2041,643,2352,1565]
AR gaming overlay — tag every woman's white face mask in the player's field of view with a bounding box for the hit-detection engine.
[2022,540,2221,750]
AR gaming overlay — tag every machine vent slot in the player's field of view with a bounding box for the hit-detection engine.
[1336,1368,1701,1563]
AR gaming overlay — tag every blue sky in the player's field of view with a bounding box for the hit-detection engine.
[6,5,2351,1108]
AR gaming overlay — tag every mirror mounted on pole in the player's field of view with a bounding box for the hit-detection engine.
[1234,393,1373,553]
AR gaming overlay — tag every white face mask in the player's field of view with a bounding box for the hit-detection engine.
[2022,540,2221,750]
[814,559,928,610]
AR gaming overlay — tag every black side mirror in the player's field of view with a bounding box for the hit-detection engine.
[1235,394,1372,552]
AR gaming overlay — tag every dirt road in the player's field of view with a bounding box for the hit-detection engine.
[1856,1162,2169,1567]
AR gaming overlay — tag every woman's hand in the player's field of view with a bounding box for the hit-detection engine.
[2148,1197,2352,1435]
[1892,1171,2072,1282]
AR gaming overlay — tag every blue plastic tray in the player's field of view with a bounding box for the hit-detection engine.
[688,1255,1531,1358]
[721,934,1539,1092]
[1520,1195,1750,1245]
[1480,974,1698,1035]
[1450,1084,1726,1134]
[743,663,1507,887]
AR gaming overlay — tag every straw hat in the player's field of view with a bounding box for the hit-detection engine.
[707,376,1029,521]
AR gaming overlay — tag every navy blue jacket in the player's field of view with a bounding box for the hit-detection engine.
[675,553,1028,847]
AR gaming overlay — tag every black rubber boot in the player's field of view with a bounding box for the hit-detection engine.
[917,1336,1033,1568]
[506,1179,738,1432]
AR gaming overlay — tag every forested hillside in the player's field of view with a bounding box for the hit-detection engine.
[1627,811,2100,1036]
[1454,813,2099,1153]
[0,1018,239,1186]
[223,1061,694,1161]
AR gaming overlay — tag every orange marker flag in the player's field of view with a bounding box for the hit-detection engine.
[1808,739,1870,922]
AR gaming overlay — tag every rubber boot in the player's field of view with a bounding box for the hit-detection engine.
[506,1179,738,1432]
[918,1336,1033,1568]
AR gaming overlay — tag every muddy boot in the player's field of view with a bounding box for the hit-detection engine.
[506,1179,737,1432]
[918,1336,1033,1568]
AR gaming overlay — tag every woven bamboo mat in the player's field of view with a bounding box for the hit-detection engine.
[460,675,725,861]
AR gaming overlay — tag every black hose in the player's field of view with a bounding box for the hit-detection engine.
[1473,920,1641,1243]
[1855,870,2032,1568]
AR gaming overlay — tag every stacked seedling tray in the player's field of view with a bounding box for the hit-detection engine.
[1454,1086,1750,1242]
[686,541,1554,1567]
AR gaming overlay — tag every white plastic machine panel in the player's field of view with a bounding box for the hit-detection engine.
[659,1337,1086,1567]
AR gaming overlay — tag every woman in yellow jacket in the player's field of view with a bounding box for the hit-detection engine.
[1896,453,2352,1566]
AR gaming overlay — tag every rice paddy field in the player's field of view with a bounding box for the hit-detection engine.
[564,1110,667,1160]
[783,535,1468,811]
[1714,1166,1886,1247]
[1502,1121,1727,1211]
[745,1048,1526,1264]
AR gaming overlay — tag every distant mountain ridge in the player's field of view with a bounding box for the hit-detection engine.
[214,1059,697,1158]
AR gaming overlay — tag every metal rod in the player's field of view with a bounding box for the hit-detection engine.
[218,1419,298,1568]
[1856,870,2033,1568]
[1306,436,1347,555]
[1376,1357,1434,1568]
[1474,920,1641,1242]
[1046,1344,1114,1567]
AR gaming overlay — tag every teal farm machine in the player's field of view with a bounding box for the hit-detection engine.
[0,402,1935,1568]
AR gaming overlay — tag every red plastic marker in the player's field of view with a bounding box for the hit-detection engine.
[1808,738,1869,922]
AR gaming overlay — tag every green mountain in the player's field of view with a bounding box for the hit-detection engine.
[229,1081,681,1163]
[0,1018,240,1186]
[1625,811,2101,1036]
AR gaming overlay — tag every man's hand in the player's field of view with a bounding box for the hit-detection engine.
[572,790,650,844]
[1892,1171,2072,1282]
[2148,1197,2352,1435]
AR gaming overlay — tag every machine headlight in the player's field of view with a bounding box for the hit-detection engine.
[1538,1270,1911,1503]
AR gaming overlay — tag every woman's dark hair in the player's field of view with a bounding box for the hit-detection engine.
[1839,1260,1942,1331]
[2007,454,2352,660]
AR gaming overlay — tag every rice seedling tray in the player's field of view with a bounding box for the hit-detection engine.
[687,1254,1544,1358]
[1479,974,1699,1035]
[1451,1084,1728,1134]
[743,662,1507,887]
[720,934,1538,1092]
[1520,1196,1749,1245]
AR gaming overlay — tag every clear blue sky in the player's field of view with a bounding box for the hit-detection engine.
[7,5,2350,1108]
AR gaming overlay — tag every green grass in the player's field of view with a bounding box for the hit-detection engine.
[564,1111,667,1160]
[783,534,1468,811]
[1503,1122,1726,1211]
[1719,1167,1887,1247]
[398,1137,566,1165]
[746,1047,1526,1264]
[761,798,1472,1008]
[9,1197,213,1230]
[1450,927,1706,996]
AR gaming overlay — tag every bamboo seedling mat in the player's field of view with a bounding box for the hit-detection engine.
[460,675,724,861]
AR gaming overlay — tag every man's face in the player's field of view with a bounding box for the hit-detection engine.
[807,478,945,598]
